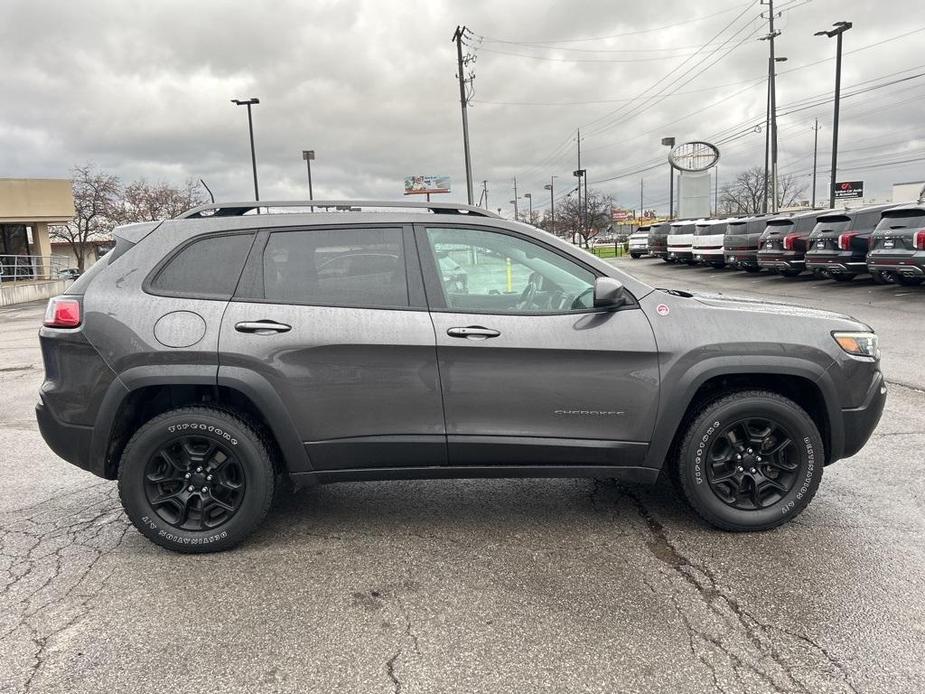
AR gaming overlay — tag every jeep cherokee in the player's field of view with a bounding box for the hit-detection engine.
[37,200,887,552]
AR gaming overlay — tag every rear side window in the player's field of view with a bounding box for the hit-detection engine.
[262,227,408,308]
[150,233,253,298]
[854,210,886,230]
[794,215,818,233]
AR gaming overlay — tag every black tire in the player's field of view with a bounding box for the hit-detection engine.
[833,274,855,282]
[811,269,827,280]
[675,390,824,531]
[711,262,726,269]
[630,253,641,259]
[118,406,276,553]
[743,266,762,273]
[896,276,923,286]
[780,268,802,278]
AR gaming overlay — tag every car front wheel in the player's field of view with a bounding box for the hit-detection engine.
[675,390,824,531]
[118,406,276,553]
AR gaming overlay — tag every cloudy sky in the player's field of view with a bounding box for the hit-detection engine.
[2,0,923,218]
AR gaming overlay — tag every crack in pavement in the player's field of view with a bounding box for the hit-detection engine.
[615,484,860,694]
[0,483,130,693]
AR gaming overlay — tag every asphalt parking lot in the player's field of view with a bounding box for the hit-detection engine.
[1,269,923,693]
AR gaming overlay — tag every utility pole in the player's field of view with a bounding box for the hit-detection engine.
[545,176,556,234]
[816,21,852,208]
[811,119,820,208]
[639,179,644,219]
[714,166,719,215]
[762,62,771,213]
[232,98,260,201]
[512,177,519,220]
[761,0,785,212]
[452,26,475,205]
[576,129,583,241]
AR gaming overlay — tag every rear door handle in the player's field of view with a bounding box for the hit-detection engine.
[235,320,292,335]
[446,326,501,339]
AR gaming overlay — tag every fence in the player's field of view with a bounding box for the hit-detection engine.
[0,254,68,283]
[588,242,630,259]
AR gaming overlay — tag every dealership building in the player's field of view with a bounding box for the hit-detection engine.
[0,178,75,306]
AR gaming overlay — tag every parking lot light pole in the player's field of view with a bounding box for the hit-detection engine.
[524,192,532,223]
[302,150,315,211]
[661,137,675,219]
[815,21,852,209]
[545,176,556,234]
[232,98,261,201]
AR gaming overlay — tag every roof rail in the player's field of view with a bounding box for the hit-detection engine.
[175,200,501,219]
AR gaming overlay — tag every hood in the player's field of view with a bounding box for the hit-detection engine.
[688,291,868,326]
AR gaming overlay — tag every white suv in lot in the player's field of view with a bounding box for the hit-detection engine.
[628,224,651,258]
[667,220,697,264]
[693,218,729,268]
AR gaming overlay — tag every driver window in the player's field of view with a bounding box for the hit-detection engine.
[425,227,596,314]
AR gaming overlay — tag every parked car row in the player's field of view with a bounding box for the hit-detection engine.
[628,201,925,286]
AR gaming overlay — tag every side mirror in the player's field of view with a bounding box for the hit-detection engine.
[593,277,629,308]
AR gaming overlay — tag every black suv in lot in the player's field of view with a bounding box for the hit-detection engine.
[647,221,671,261]
[757,209,821,277]
[805,204,895,281]
[725,215,769,272]
[867,202,925,286]
[37,200,886,552]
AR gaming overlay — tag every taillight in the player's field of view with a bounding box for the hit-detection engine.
[783,233,799,251]
[43,297,81,328]
[915,229,925,250]
[838,231,859,250]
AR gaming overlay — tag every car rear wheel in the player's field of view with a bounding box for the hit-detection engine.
[710,262,726,269]
[896,276,923,286]
[743,266,762,273]
[675,390,823,531]
[118,406,276,553]
[630,253,641,259]
[833,274,855,282]
[780,269,802,278]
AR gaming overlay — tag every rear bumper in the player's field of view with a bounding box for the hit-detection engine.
[36,396,95,474]
[867,255,925,276]
[805,254,867,274]
[839,370,887,460]
[758,251,805,271]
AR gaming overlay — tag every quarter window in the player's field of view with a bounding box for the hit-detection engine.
[424,227,596,314]
[262,227,408,307]
[151,233,253,298]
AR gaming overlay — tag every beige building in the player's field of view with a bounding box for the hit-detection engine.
[0,178,75,305]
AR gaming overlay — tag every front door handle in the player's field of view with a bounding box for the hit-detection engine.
[235,320,292,335]
[447,326,501,339]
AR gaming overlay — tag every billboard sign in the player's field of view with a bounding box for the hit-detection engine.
[611,207,631,222]
[834,181,864,200]
[404,175,451,196]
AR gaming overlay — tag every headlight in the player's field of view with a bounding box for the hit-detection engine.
[833,332,879,359]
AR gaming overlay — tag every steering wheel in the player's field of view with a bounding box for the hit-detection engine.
[571,286,594,311]
[516,276,538,310]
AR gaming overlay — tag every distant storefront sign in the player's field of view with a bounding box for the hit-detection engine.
[404,175,451,196]
[834,181,864,200]
[611,208,631,222]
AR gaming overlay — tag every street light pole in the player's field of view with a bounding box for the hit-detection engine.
[661,137,675,219]
[302,150,315,210]
[524,192,533,223]
[816,21,852,209]
[231,98,260,201]
[545,176,556,234]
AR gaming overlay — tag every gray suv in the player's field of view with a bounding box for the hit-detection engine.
[37,201,886,552]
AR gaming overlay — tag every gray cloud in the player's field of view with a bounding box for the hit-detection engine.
[2,0,923,217]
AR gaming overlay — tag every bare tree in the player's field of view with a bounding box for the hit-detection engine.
[115,178,206,223]
[49,164,120,271]
[556,189,614,246]
[719,166,807,215]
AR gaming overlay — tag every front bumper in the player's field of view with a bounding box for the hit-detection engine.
[839,370,887,460]
[36,396,94,474]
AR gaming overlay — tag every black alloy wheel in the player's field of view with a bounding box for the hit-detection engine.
[704,418,798,510]
[143,435,246,531]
